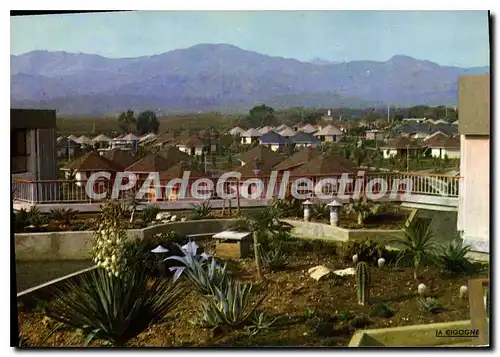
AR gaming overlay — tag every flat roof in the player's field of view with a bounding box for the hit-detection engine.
[11,109,56,130]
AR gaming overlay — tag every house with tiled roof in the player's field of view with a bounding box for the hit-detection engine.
[424,135,460,159]
[92,134,111,148]
[175,136,206,156]
[156,145,192,167]
[379,137,423,159]
[228,126,245,136]
[365,129,387,141]
[240,128,262,144]
[101,148,138,170]
[298,124,318,134]
[152,131,177,148]
[259,126,274,135]
[139,133,157,146]
[258,131,290,151]
[124,154,173,181]
[314,124,343,142]
[291,152,358,176]
[109,133,139,152]
[56,136,81,159]
[155,160,209,201]
[62,151,120,187]
[290,131,321,148]
[278,127,296,138]
[238,145,283,168]
[273,147,321,172]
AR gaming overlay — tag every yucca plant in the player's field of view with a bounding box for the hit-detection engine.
[436,238,472,273]
[394,218,437,280]
[191,199,212,220]
[166,241,228,295]
[46,268,183,346]
[196,279,265,328]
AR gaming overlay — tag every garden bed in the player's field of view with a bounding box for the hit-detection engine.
[17,239,488,347]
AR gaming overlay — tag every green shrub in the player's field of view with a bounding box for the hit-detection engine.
[46,268,184,346]
[310,202,330,221]
[122,231,183,277]
[140,205,161,223]
[436,238,472,273]
[368,304,394,318]
[270,197,303,218]
[49,208,79,224]
[14,209,29,231]
[348,315,372,329]
[342,239,386,265]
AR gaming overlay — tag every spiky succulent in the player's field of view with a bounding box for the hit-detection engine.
[165,241,227,295]
[196,279,265,328]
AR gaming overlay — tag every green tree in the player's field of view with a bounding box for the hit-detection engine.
[247,104,276,127]
[136,110,160,135]
[118,110,136,134]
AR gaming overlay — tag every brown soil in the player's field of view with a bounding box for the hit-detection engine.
[17,242,488,348]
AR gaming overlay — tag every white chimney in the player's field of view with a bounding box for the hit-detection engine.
[327,110,331,117]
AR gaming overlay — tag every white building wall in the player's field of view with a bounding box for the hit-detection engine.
[458,135,489,248]
[383,149,398,159]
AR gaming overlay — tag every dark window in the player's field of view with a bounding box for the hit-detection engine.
[11,129,28,173]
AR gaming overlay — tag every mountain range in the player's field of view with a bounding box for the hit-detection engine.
[10,43,489,115]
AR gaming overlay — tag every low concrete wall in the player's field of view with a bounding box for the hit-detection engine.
[283,219,403,244]
[15,218,240,261]
[348,320,474,347]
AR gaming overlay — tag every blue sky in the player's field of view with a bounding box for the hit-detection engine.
[11,11,490,67]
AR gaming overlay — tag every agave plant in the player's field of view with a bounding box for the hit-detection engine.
[191,199,212,220]
[260,246,288,270]
[165,241,227,295]
[196,279,265,328]
[46,268,183,346]
[245,311,279,336]
[418,297,443,314]
[436,238,472,273]
[394,218,437,280]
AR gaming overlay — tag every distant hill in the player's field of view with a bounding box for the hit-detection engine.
[10,44,489,115]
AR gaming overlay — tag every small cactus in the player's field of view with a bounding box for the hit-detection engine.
[377,257,385,268]
[459,285,468,299]
[352,254,359,265]
[418,283,428,297]
[355,262,370,305]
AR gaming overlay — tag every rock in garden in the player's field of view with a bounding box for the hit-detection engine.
[308,265,332,281]
[170,215,178,222]
[378,258,385,268]
[352,254,359,264]
[333,267,356,276]
[459,285,468,299]
[181,217,187,222]
[418,283,428,296]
